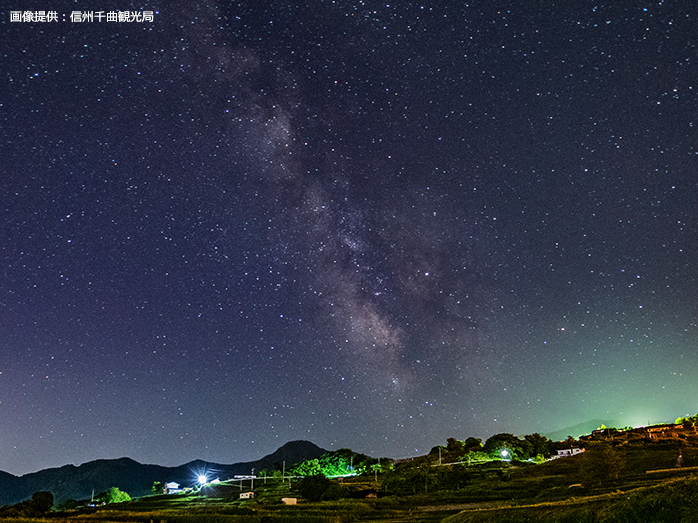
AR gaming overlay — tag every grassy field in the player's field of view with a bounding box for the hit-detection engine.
[442,476,698,523]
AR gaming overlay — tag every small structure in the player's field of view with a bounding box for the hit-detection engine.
[164,482,183,494]
[239,492,254,500]
[647,424,683,438]
[358,488,378,499]
[555,448,584,458]
[281,497,297,505]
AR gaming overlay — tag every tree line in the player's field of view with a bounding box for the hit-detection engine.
[281,432,582,499]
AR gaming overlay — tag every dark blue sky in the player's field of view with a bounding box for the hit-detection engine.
[2,1,696,476]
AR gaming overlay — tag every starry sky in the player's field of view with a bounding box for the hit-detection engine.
[2,1,697,476]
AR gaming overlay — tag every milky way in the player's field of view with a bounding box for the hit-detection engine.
[1,1,696,475]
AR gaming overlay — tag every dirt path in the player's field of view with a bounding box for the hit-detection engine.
[416,500,512,512]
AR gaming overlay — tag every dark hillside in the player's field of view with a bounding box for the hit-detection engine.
[0,440,325,506]
[198,440,326,476]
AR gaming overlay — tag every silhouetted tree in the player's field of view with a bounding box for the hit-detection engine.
[296,474,331,501]
[676,413,698,425]
[97,487,131,504]
[524,433,553,458]
[446,437,466,454]
[0,491,54,517]
[31,491,54,513]
[579,442,623,487]
[484,433,528,459]
[381,468,409,495]
[401,456,437,494]
[57,499,79,511]
[464,437,483,450]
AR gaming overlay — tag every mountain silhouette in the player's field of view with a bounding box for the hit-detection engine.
[0,440,325,505]
[543,419,622,442]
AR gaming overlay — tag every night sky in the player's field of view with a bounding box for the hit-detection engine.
[2,1,696,476]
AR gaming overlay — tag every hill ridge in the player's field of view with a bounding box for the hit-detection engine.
[0,440,325,505]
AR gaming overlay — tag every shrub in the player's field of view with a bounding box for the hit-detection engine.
[97,486,132,504]
[295,474,331,501]
[579,442,623,488]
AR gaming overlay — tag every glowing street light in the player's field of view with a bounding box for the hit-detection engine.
[501,449,509,460]
[198,475,208,485]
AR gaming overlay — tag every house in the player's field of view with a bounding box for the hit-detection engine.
[647,423,682,435]
[555,448,584,458]
[164,482,183,494]
[239,492,254,500]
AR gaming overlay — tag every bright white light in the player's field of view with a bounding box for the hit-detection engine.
[198,475,207,485]
[501,449,509,458]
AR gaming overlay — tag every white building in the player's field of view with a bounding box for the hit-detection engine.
[555,448,584,458]
[164,482,183,494]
